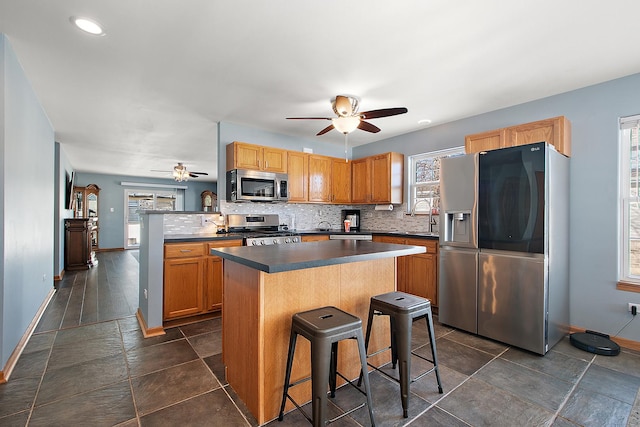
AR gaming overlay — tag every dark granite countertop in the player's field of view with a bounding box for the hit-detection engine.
[164,230,439,243]
[298,229,439,239]
[210,240,426,273]
[164,233,245,242]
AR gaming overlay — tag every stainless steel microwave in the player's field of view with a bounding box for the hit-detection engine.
[226,169,289,202]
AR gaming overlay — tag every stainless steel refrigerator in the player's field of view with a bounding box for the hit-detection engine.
[439,142,569,355]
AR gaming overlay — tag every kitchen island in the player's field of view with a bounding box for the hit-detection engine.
[211,240,425,425]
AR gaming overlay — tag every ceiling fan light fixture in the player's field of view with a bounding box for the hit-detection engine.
[332,116,360,134]
[70,16,105,36]
[173,163,189,182]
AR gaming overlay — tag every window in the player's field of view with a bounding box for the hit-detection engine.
[619,114,640,288]
[407,147,464,214]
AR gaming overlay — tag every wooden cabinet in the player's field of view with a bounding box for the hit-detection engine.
[372,235,438,306]
[205,240,242,311]
[73,184,100,251]
[64,218,98,271]
[163,239,242,321]
[287,151,309,202]
[465,116,571,156]
[301,235,330,242]
[465,128,506,153]
[506,116,571,156]
[352,152,404,204]
[308,154,332,202]
[226,141,287,173]
[331,158,351,203]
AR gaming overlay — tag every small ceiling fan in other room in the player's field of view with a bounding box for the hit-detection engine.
[286,95,408,160]
[151,163,208,182]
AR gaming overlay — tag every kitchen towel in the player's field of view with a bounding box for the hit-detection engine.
[374,204,394,211]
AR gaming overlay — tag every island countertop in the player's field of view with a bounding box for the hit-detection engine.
[210,240,425,273]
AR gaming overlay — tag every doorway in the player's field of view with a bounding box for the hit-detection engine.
[124,189,184,249]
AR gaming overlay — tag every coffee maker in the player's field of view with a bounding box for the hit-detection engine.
[341,209,360,231]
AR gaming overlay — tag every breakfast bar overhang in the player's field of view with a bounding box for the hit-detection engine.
[211,240,425,425]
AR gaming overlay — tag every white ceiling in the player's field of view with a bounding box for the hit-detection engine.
[2,1,640,182]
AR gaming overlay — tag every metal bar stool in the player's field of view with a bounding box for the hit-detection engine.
[360,291,443,418]
[278,306,376,427]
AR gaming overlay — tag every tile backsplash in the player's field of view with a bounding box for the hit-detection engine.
[163,202,438,234]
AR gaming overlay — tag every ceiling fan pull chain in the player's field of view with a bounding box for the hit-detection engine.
[344,133,349,162]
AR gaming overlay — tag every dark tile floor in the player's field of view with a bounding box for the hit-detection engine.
[1,251,640,426]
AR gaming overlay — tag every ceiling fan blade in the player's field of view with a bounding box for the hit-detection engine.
[188,173,202,178]
[317,124,335,136]
[189,171,208,175]
[359,107,408,120]
[286,117,332,120]
[358,121,381,133]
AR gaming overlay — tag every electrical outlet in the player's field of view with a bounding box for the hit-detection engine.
[628,303,640,313]
[144,289,148,299]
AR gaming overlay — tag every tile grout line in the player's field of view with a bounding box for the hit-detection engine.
[23,329,59,426]
[548,349,595,425]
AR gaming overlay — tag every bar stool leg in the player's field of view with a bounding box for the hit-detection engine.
[329,341,338,398]
[395,313,412,418]
[278,330,298,421]
[311,340,332,427]
[425,313,444,394]
[390,316,398,369]
[355,329,376,427]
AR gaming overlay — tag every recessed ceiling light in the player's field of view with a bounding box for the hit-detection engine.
[418,119,432,125]
[70,16,105,36]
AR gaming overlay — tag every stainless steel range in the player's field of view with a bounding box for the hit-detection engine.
[226,214,301,246]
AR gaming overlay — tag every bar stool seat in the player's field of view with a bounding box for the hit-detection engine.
[278,306,376,427]
[361,292,443,418]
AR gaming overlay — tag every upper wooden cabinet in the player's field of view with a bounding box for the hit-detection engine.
[506,116,571,156]
[226,141,287,173]
[308,154,332,203]
[465,116,571,157]
[464,128,506,153]
[287,151,309,202]
[352,152,404,204]
[331,158,351,204]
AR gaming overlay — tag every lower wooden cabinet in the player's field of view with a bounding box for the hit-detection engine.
[163,239,242,321]
[301,235,330,242]
[373,236,438,306]
[64,218,98,271]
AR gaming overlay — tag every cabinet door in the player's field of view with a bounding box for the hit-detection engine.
[331,159,351,203]
[262,147,287,173]
[205,239,242,312]
[228,142,262,170]
[205,257,223,311]
[351,157,371,203]
[506,116,571,156]
[301,235,330,242]
[465,128,506,154]
[371,154,391,203]
[404,254,437,302]
[308,155,332,202]
[287,151,309,202]
[163,257,205,320]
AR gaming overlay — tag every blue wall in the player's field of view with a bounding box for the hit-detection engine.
[1,35,55,368]
[355,72,640,343]
[73,172,217,250]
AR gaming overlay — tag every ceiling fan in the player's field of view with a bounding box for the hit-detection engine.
[286,95,408,136]
[151,163,208,182]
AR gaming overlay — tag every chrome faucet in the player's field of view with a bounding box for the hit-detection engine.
[410,198,437,233]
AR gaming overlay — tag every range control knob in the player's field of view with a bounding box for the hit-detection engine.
[273,239,280,244]
[260,240,266,245]
[285,237,291,243]
[251,241,258,246]
[292,237,300,243]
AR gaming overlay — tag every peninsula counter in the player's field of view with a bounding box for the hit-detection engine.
[211,240,425,425]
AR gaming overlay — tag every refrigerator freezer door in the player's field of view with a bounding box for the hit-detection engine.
[440,153,478,249]
[439,247,478,333]
[478,251,547,354]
